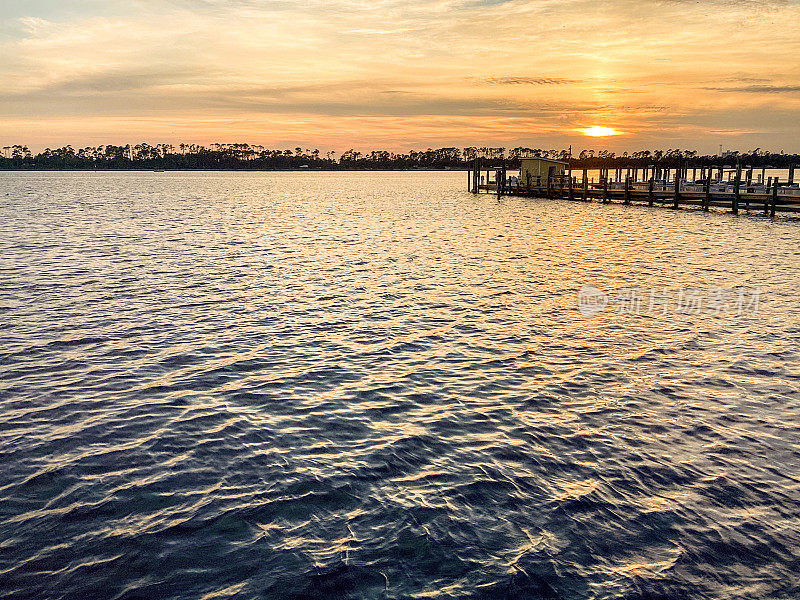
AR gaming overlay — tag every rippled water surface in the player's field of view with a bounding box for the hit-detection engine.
[2,171,800,600]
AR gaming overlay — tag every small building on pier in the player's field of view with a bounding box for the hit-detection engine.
[520,157,568,184]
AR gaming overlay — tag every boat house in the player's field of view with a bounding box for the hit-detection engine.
[520,157,567,184]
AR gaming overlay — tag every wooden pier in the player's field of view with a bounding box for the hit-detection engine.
[467,161,800,217]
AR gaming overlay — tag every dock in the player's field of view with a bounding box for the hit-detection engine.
[468,160,800,217]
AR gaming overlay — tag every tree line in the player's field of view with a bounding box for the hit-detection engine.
[1,143,797,170]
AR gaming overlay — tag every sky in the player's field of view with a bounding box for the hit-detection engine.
[1,0,800,153]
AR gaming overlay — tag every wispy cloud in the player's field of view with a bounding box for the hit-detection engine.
[707,85,800,94]
[480,77,583,85]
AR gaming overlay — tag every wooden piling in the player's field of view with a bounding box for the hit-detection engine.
[567,161,573,198]
[673,170,680,209]
[582,170,588,202]
[732,163,741,214]
[648,177,654,206]
[764,179,771,215]
[704,170,711,211]
[469,160,473,192]
[624,176,631,205]
[469,160,475,194]
[771,177,778,217]
[789,164,795,186]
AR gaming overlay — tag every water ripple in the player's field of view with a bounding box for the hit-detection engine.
[1,171,799,599]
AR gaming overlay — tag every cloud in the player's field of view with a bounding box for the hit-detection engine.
[18,16,53,35]
[1,0,800,151]
[480,77,583,85]
[707,85,800,94]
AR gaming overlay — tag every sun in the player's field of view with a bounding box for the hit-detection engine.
[582,126,621,137]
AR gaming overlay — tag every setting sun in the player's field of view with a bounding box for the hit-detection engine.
[582,126,621,137]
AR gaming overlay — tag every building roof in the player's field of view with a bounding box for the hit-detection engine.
[519,157,569,165]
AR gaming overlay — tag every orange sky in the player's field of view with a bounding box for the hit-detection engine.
[2,0,800,153]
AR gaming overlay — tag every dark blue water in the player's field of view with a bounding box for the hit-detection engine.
[1,171,799,599]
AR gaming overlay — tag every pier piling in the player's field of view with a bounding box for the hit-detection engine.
[732,164,741,214]
[582,170,588,202]
[771,177,778,217]
[673,171,680,209]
